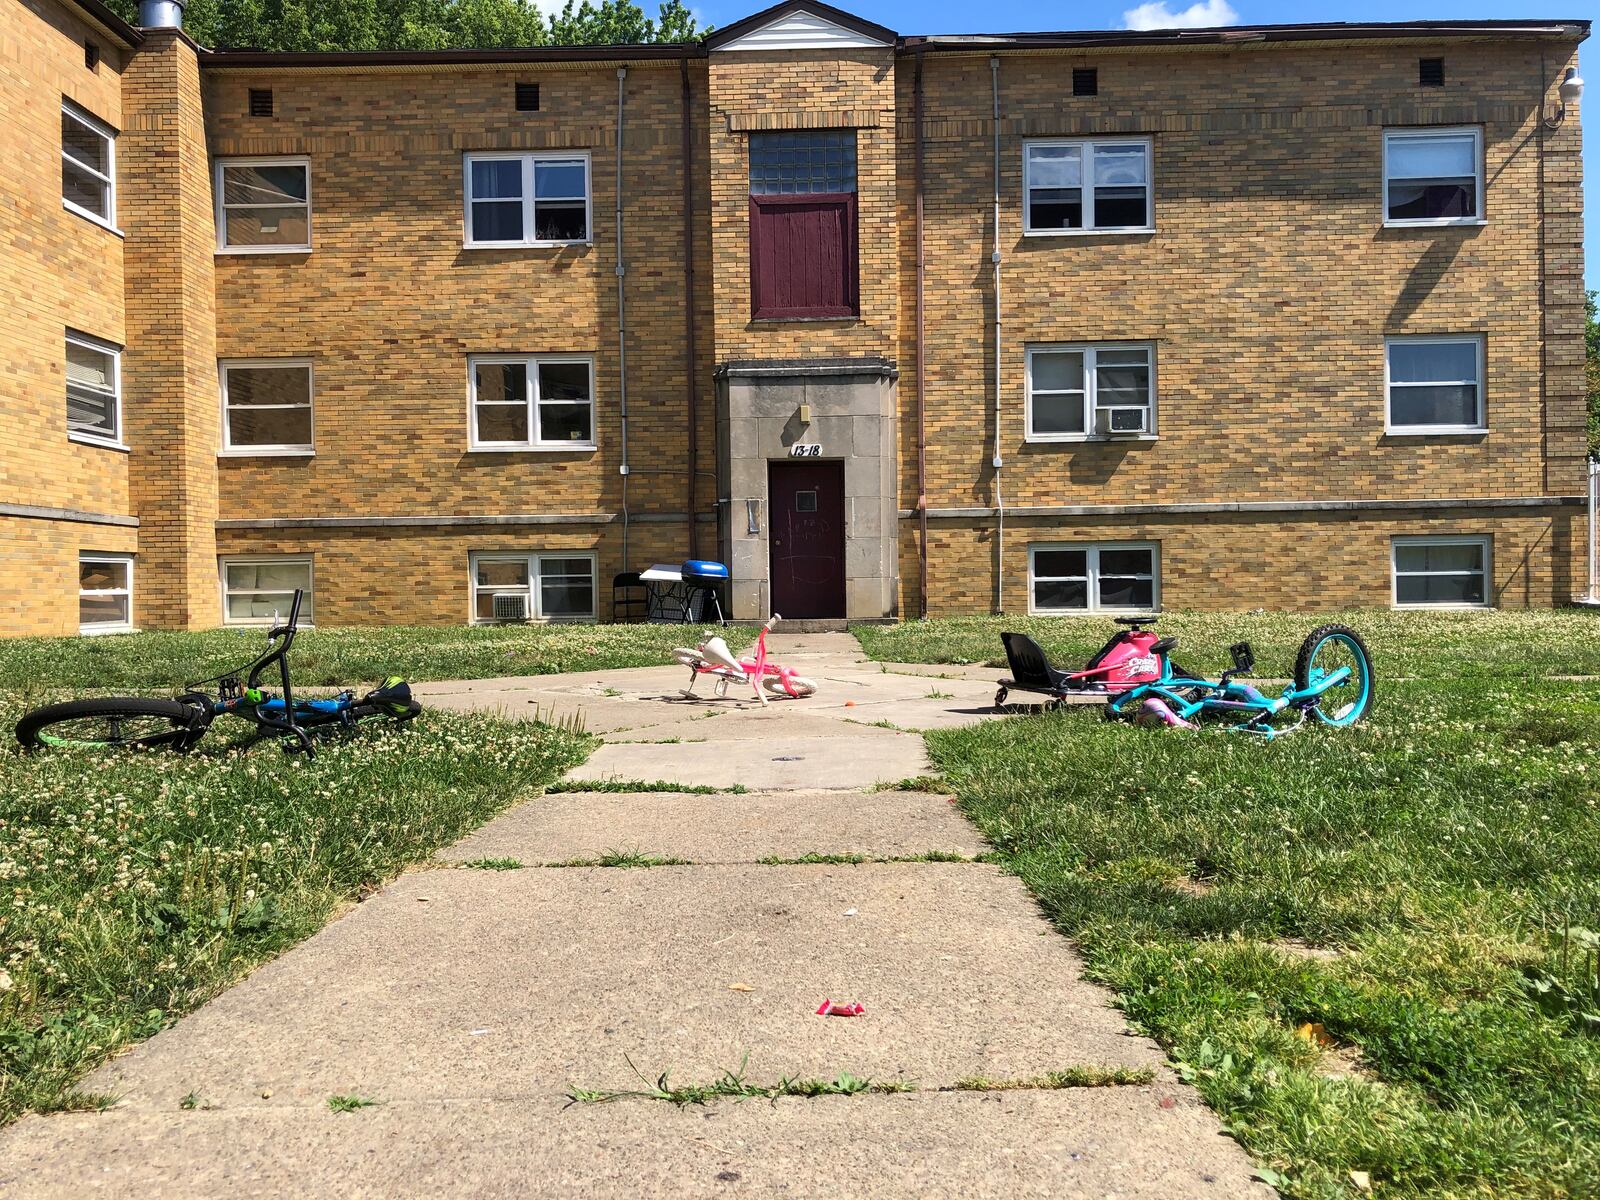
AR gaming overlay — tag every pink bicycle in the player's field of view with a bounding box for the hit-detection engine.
[673,615,818,705]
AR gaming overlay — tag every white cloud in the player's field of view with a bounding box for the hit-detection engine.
[1121,0,1240,31]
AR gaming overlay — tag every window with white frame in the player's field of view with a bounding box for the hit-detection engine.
[221,557,313,625]
[1385,336,1484,433]
[79,553,132,633]
[1029,544,1158,614]
[66,331,122,447]
[1392,536,1490,608]
[1383,128,1482,226]
[464,152,590,246]
[220,360,314,454]
[215,157,311,251]
[1027,343,1155,439]
[470,553,597,623]
[1024,139,1152,234]
[62,101,116,228]
[469,355,595,449]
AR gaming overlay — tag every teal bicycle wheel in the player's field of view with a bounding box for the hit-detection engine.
[1293,624,1373,727]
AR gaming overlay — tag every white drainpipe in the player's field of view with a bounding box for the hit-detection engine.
[990,55,1005,615]
[615,67,630,571]
[1587,459,1599,604]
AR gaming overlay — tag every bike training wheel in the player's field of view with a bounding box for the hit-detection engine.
[1293,624,1374,728]
[16,697,198,751]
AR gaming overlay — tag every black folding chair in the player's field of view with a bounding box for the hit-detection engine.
[611,571,648,624]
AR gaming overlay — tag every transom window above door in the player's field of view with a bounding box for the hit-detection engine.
[1029,544,1159,614]
[464,152,590,247]
[1024,138,1153,234]
[469,355,595,450]
[1026,343,1155,440]
[748,130,859,320]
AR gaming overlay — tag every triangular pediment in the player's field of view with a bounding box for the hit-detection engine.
[708,3,895,51]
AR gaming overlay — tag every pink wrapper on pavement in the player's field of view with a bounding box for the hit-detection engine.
[815,999,865,1016]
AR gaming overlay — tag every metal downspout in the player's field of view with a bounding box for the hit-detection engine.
[990,55,1005,614]
[615,67,630,571]
[1590,461,1600,603]
[914,48,929,619]
[680,59,700,560]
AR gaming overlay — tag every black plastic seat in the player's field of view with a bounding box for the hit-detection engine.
[1000,631,1072,694]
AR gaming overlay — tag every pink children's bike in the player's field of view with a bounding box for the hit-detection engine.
[673,615,818,705]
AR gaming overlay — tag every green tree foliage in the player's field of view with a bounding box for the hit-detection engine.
[111,0,706,49]
[1587,290,1599,459]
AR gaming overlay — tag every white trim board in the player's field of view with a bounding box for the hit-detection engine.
[714,8,890,50]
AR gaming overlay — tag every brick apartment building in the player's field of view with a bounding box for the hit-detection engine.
[0,0,1590,634]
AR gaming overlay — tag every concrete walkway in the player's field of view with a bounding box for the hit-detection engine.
[0,633,1266,1198]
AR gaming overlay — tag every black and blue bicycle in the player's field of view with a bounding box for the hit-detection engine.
[1105,623,1374,738]
[15,590,418,757]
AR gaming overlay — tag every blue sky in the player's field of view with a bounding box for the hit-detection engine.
[695,0,1595,292]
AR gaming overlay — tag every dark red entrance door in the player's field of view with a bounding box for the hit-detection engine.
[769,460,845,619]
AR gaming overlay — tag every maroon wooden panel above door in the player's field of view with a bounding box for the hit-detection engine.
[749,193,858,320]
[769,460,846,620]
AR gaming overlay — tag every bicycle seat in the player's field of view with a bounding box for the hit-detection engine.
[1114,615,1158,628]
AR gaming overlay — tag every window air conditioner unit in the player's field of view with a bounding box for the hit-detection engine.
[492,592,529,622]
[1095,408,1147,437]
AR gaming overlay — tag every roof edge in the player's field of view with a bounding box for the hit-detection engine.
[199,43,702,68]
[704,1,895,51]
[903,18,1589,52]
[63,0,144,48]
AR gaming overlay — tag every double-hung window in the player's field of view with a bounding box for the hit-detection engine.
[220,360,314,454]
[79,553,132,633]
[1383,128,1482,226]
[62,101,116,229]
[470,552,597,623]
[215,157,312,252]
[1027,343,1155,440]
[1024,138,1152,234]
[1030,544,1158,614]
[1385,335,1484,433]
[1392,536,1490,608]
[221,557,313,625]
[469,355,595,450]
[748,131,858,319]
[66,331,122,447]
[464,152,590,246]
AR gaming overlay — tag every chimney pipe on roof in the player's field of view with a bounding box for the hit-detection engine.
[138,0,185,29]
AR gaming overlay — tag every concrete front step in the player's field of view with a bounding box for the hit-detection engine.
[82,865,1164,1113]
[435,790,987,865]
[0,1089,1268,1198]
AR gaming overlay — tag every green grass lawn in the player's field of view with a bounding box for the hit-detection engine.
[0,621,694,700]
[854,609,1600,679]
[0,623,613,1126]
[902,612,1600,1198]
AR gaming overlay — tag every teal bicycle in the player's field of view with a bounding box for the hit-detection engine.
[1105,623,1374,738]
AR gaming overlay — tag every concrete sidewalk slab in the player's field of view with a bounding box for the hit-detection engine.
[569,733,932,790]
[0,1090,1268,1199]
[85,865,1164,1112]
[434,790,988,865]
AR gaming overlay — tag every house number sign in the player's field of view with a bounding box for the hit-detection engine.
[789,444,823,457]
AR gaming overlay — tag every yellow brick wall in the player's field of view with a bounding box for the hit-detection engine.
[892,40,1588,616]
[0,0,135,635]
[915,509,1583,616]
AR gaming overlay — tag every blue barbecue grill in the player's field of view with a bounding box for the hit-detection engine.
[636,559,729,624]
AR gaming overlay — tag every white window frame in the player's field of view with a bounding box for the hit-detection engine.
[462,151,593,248]
[467,354,597,452]
[214,156,313,254]
[79,552,133,634]
[468,551,599,624]
[219,358,315,456]
[1028,542,1160,615]
[65,330,124,450]
[1025,342,1157,442]
[1384,334,1485,435]
[1023,137,1154,236]
[1391,535,1491,610]
[219,555,314,626]
[61,100,118,232]
[1382,127,1484,229]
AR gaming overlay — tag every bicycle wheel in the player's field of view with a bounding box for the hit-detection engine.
[16,697,200,751]
[1293,624,1374,728]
